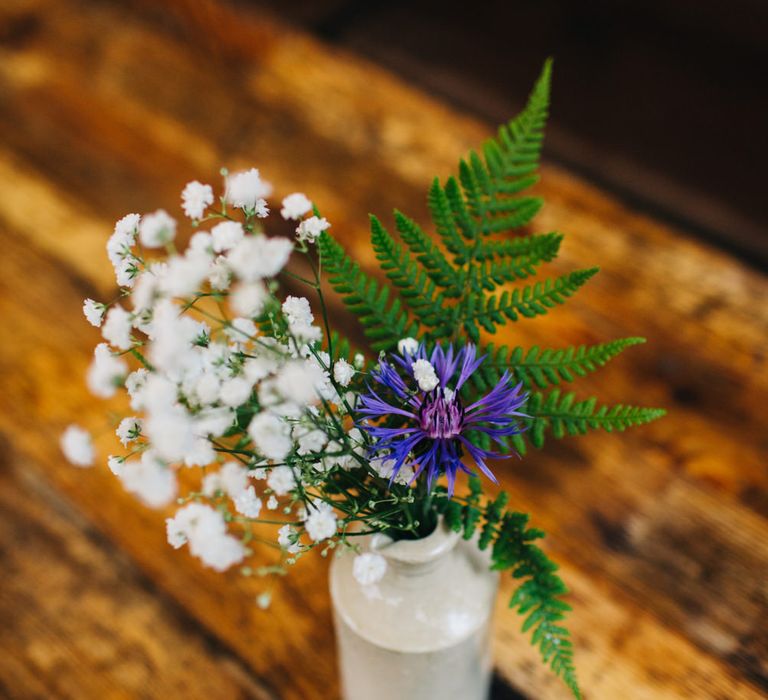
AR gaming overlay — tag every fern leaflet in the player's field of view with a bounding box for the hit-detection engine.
[510,389,667,453]
[318,231,417,351]
[476,337,647,390]
[437,486,581,699]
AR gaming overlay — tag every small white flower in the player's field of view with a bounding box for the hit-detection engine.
[294,426,328,456]
[295,215,330,244]
[227,236,292,281]
[131,265,160,314]
[353,353,365,370]
[114,213,141,240]
[125,368,149,409]
[83,299,106,327]
[140,373,178,413]
[144,408,195,463]
[197,532,247,572]
[248,413,292,461]
[278,524,301,553]
[115,257,140,288]
[183,438,216,467]
[266,465,296,496]
[244,351,281,383]
[116,416,142,447]
[199,535,245,571]
[159,251,210,297]
[230,282,267,318]
[208,256,231,291]
[202,461,249,497]
[139,209,177,248]
[333,359,355,387]
[107,214,139,267]
[165,517,188,549]
[234,485,262,518]
[293,323,322,343]
[370,455,415,485]
[189,231,213,252]
[412,359,439,392]
[280,192,312,220]
[194,372,221,406]
[282,296,313,326]
[211,221,245,253]
[181,180,214,220]
[120,451,177,509]
[87,343,128,398]
[225,168,272,210]
[275,360,325,407]
[225,317,257,343]
[107,455,124,477]
[166,502,245,571]
[353,552,387,586]
[320,437,361,472]
[219,376,253,407]
[147,300,207,373]
[266,495,279,510]
[60,425,94,467]
[101,305,133,350]
[305,501,337,542]
[194,406,235,438]
[398,337,419,356]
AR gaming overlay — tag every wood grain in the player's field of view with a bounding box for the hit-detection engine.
[0,0,767,698]
[0,441,275,700]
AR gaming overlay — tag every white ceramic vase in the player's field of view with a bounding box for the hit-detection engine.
[329,520,499,700]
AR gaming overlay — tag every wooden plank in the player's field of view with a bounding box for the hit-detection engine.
[0,443,275,700]
[0,0,767,698]
[288,0,768,265]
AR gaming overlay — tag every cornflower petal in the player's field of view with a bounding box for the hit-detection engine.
[358,343,527,495]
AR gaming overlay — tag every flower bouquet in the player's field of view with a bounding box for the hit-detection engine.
[62,61,664,699]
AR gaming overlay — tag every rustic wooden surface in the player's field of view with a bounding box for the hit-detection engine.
[0,0,767,698]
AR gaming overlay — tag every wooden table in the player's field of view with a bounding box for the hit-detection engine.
[1,1,767,698]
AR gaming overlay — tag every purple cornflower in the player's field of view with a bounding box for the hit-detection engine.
[358,343,528,495]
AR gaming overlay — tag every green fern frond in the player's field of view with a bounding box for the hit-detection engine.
[460,267,599,340]
[393,210,462,296]
[511,389,667,453]
[312,60,669,700]
[478,337,647,390]
[477,239,561,288]
[496,512,581,699]
[448,57,552,238]
[370,215,453,333]
[431,177,474,248]
[493,57,552,176]
[471,231,563,263]
[318,231,417,351]
[436,489,581,699]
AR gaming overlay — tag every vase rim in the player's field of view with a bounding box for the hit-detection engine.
[369,518,460,566]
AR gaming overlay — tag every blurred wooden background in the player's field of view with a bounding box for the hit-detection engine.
[0,0,767,698]
[246,0,768,268]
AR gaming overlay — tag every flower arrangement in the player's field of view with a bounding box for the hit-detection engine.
[62,61,664,698]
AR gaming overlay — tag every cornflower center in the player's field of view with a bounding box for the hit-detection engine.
[418,391,464,439]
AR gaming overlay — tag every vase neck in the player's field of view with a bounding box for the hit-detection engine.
[370,519,460,578]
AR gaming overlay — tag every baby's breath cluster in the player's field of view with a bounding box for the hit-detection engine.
[64,167,412,587]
